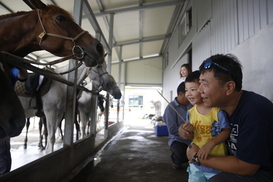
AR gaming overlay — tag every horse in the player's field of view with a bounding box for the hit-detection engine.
[18,61,110,152]
[0,0,105,139]
[78,74,122,138]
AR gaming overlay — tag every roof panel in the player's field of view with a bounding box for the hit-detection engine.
[142,40,164,56]
[142,6,175,37]
[0,0,183,66]
[113,11,139,42]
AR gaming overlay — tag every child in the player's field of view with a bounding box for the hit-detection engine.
[182,71,230,182]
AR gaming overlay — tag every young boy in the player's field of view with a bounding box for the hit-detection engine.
[182,71,230,182]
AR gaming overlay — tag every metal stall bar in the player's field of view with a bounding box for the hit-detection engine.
[63,0,84,148]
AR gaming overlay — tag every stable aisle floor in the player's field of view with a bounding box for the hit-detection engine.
[72,120,189,182]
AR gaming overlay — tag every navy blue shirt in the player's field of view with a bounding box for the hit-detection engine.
[163,97,192,147]
[227,90,273,171]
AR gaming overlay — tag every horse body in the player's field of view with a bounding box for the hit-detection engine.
[43,62,110,153]
[0,0,104,139]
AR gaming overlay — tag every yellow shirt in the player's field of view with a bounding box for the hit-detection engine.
[188,106,227,156]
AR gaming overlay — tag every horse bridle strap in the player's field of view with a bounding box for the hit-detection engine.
[37,9,87,59]
[91,67,108,77]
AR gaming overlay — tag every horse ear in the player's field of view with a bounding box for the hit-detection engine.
[24,0,47,10]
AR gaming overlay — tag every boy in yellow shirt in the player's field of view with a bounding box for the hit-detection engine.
[182,71,230,182]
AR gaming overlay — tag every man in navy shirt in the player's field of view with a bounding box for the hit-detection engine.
[179,54,273,181]
[163,82,192,169]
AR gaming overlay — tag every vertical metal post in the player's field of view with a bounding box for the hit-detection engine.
[89,32,101,136]
[117,45,122,122]
[104,13,114,138]
[63,0,83,147]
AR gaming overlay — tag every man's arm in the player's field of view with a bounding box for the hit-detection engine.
[17,68,28,80]
[187,143,260,175]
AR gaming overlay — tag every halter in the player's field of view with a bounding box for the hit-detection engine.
[91,65,108,77]
[37,9,87,59]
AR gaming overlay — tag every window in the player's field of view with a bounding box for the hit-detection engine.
[129,95,143,107]
[179,7,192,45]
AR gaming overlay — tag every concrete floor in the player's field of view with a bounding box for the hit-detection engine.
[71,120,189,182]
[10,118,189,181]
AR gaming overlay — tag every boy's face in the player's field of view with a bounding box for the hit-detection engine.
[185,82,202,105]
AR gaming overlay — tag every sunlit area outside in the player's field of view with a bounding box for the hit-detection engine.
[121,87,162,127]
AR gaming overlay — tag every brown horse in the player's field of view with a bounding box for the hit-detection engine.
[0,0,105,139]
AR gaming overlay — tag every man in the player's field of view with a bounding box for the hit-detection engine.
[163,82,192,169]
[179,54,273,181]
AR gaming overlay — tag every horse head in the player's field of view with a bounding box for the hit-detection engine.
[106,75,122,100]
[0,0,105,67]
[88,61,112,91]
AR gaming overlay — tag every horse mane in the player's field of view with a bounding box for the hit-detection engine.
[0,11,30,20]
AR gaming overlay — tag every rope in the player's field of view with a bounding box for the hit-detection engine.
[157,90,186,123]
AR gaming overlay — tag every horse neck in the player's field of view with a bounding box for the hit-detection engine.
[57,64,89,84]
[0,11,41,56]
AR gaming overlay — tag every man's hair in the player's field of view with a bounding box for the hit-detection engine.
[177,81,186,95]
[199,54,243,91]
[185,70,200,84]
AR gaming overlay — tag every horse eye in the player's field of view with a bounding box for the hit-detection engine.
[56,15,66,21]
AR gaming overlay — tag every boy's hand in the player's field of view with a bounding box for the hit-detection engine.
[197,141,214,160]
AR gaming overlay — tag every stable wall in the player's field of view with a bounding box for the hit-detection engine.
[163,0,273,111]
[0,122,123,182]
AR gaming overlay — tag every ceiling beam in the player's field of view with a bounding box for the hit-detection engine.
[113,35,170,47]
[95,0,122,61]
[160,4,184,55]
[111,55,162,64]
[0,2,12,12]
[82,0,111,53]
[92,0,185,16]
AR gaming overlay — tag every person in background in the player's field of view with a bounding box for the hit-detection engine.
[182,71,230,181]
[178,63,192,85]
[179,54,273,181]
[0,67,28,175]
[163,82,193,169]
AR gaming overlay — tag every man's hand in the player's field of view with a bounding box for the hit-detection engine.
[178,124,194,140]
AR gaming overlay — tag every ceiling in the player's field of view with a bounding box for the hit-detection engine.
[0,0,185,67]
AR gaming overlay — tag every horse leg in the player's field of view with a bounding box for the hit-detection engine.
[74,117,80,141]
[79,111,87,139]
[38,117,44,149]
[43,117,48,149]
[24,118,30,149]
[58,120,64,140]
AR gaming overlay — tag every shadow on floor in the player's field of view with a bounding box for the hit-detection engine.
[71,120,189,182]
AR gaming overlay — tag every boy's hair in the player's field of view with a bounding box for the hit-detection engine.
[199,54,242,91]
[185,70,200,84]
[177,81,186,95]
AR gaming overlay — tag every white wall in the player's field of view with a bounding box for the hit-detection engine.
[163,0,273,109]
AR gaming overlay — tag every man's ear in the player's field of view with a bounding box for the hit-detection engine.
[225,81,236,96]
